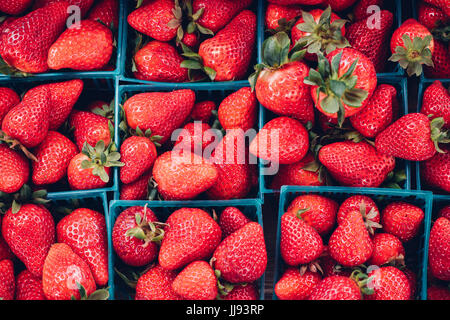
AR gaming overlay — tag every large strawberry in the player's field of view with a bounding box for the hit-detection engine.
[219,207,251,238]
[275,268,322,300]
[428,217,450,281]
[69,110,112,151]
[421,81,450,129]
[218,87,257,131]
[88,0,119,29]
[381,202,424,242]
[0,259,15,300]
[0,143,29,193]
[420,145,450,193]
[120,136,157,184]
[15,270,46,300]
[0,0,33,15]
[369,233,405,266]
[265,3,302,31]
[0,87,20,124]
[309,276,362,300]
[2,204,55,277]
[172,261,218,300]
[135,265,180,300]
[366,266,411,300]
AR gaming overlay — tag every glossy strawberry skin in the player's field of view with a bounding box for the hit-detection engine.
[366,266,411,300]
[135,265,180,300]
[369,233,405,266]
[275,268,322,300]
[353,0,384,21]
[0,0,33,15]
[337,195,380,225]
[427,285,450,300]
[418,2,449,30]
[218,87,257,131]
[309,276,362,300]
[172,261,218,300]
[421,81,450,129]
[422,0,450,17]
[420,146,450,193]
[33,0,94,17]
[174,122,215,154]
[222,283,259,300]
[88,0,119,29]
[16,270,46,300]
[67,153,111,190]
[381,202,424,242]
[190,101,216,122]
[390,19,435,55]
[425,40,450,79]
[120,136,157,184]
[265,3,302,30]
[0,87,20,125]
[428,217,450,281]
[439,205,450,220]
[0,259,15,300]
[219,207,251,238]
[120,172,151,200]
[0,143,30,194]
[69,110,111,151]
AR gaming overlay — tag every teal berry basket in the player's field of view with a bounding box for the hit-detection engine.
[0,77,120,198]
[258,77,412,196]
[0,1,125,81]
[115,83,263,203]
[118,0,264,88]
[108,199,265,300]
[273,186,433,300]
[46,191,112,299]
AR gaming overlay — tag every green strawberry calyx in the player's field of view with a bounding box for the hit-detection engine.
[135,126,163,148]
[0,56,33,77]
[125,205,166,245]
[432,24,450,44]
[430,117,450,153]
[179,0,214,41]
[0,184,49,214]
[71,282,110,300]
[91,99,115,121]
[267,16,301,35]
[358,202,382,236]
[350,268,375,296]
[180,42,217,81]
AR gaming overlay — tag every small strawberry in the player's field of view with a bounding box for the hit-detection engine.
[88,0,119,29]
[421,81,450,129]
[221,283,259,300]
[174,122,216,154]
[428,217,450,281]
[418,2,449,31]
[420,145,450,193]
[366,266,411,300]
[427,285,450,300]
[172,261,218,300]
[309,276,362,300]
[275,268,322,300]
[120,172,151,200]
[353,0,384,21]
[369,233,405,266]
[0,259,14,300]
[120,135,157,184]
[337,195,381,230]
[265,3,302,31]
[15,270,46,300]
[425,40,450,79]
[69,110,112,151]
[135,265,180,300]
[218,87,257,131]
[0,87,20,125]
[190,100,216,122]
[219,207,251,238]
[381,202,424,242]
[0,0,33,15]
[0,143,29,194]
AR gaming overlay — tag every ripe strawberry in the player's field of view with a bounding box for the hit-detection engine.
[309,276,362,300]
[427,285,450,300]
[275,268,322,300]
[425,40,450,79]
[421,81,450,129]
[190,100,216,122]
[0,87,20,125]
[135,265,180,300]
[2,86,51,148]
[369,233,405,266]
[33,0,94,17]
[326,0,358,11]
[213,222,267,283]
[353,0,384,21]
[16,270,46,300]
[418,2,449,31]
[402,267,417,298]
[366,266,411,300]
[172,261,218,300]
[159,208,222,270]
[381,202,424,242]
[281,210,324,266]
[428,217,450,281]
[181,32,199,48]
[2,204,55,277]
[133,41,189,82]
[268,0,324,4]
[57,208,109,287]
[337,195,380,228]
[174,122,216,154]
[423,0,450,17]
[69,110,112,150]
[120,136,157,184]
[0,2,68,73]
[120,172,151,200]
[218,87,257,131]
[439,205,450,220]
[318,141,395,188]
[286,195,338,236]
[124,89,195,144]
[318,249,352,278]
[420,145,450,193]
[250,117,309,165]
[0,259,14,300]
[42,243,96,300]
[222,283,259,300]
[265,3,302,30]
[88,0,119,29]
[0,235,14,261]
[328,210,373,267]
[219,207,251,238]
[0,0,33,15]
[0,144,29,193]
[88,100,114,120]
[32,131,78,186]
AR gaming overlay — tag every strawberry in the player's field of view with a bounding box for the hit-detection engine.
[2,204,55,277]
[69,110,112,151]
[381,202,424,242]
[174,122,216,154]
[172,261,218,300]
[318,141,395,188]
[439,205,450,220]
[159,208,222,270]
[418,2,449,31]
[181,32,199,48]
[346,10,394,73]
[0,0,33,15]
[213,222,267,283]
[369,233,405,266]
[428,285,450,300]
[326,0,358,11]
[280,210,324,266]
[222,283,259,300]
[219,207,251,238]
[120,172,151,200]
[328,210,373,267]
[0,144,29,193]
[422,0,450,17]
[265,3,302,31]
[350,84,398,138]
[420,145,450,193]
[0,235,14,261]
[57,208,109,287]
[135,265,180,300]
[0,259,14,300]
[88,0,119,29]
[353,0,384,21]
[337,195,380,228]
[275,268,322,300]
[32,131,78,186]
[33,0,94,17]
[190,101,216,122]
[120,136,157,184]
[42,243,96,300]
[286,194,338,236]
[250,117,309,165]
[2,86,51,148]
[421,81,450,129]
[318,250,352,278]
[16,270,46,300]
[124,89,195,144]
[375,113,448,161]
[88,100,114,120]
[309,276,362,300]
[366,266,411,300]
[428,217,450,281]
[0,87,20,125]
[218,87,257,131]
[133,41,189,83]
[389,19,435,77]
[268,0,325,5]
[402,267,417,298]
[425,40,450,79]
[0,2,68,73]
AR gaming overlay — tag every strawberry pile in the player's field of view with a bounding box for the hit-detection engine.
[0,0,119,75]
[112,205,267,300]
[275,193,425,300]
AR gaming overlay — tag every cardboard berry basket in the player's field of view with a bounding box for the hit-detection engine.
[274,186,433,300]
[258,77,412,196]
[114,83,263,203]
[108,199,265,300]
[0,1,125,81]
[118,0,264,88]
[0,77,120,198]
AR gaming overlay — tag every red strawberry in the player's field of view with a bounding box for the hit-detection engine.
[439,205,450,220]
[326,0,358,11]
[190,100,216,122]
[0,143,29,193]
[57,208,109,286]
[318,141,395,188]
[218,87,257,131]
[120,172,150,200]
[120,136,157,184]
[172,261,218,300]
[124,89,195,144]
[219,207,251,238]
[174,122,216,154]
[425,40,450,79]
[133,41,189,83]
[16,270,46,300]
[32,131,78,186]
[42,243,96,300]
[418,2,449,31]
[337,195,380,230]
[369,233,405,266]
[0,87,20,124]
[0,236,14,261]
[427,285,450,300]
[328,210,373,267]
[67,152,112,190]
[366,266,411,300]
[159,208,222,270]
[69,110,112,150]
[402,267,417,298]
[319,249,352,278]
[265,3,302,30]
[250,117,309,165]
[268,0,324,4]
[213,222,267,283]
[0,259,14,300]
[421,81,450,129]
[135,265,180,300]
[280,210,324,266]
[286,194,338,236]
[0,2,68,73]
[353,0,384,21]
[2,204,55,277]
[422,0,450,17]
[88,0,119,29]
[420,145,450,193]
[33,0,94,17]
[428,217,450,281]
[275,268,322,300]
[0,0,33,15]
[381,202,424,242]
[309,276,362,300]
[181,32,199,48]
[222,283,259,300]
